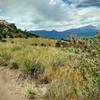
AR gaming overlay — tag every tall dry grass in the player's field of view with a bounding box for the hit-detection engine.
[0,37,100,100]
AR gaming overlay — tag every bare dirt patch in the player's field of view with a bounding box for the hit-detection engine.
[0,67,27,100]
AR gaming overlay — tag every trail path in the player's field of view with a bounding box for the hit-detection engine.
[0,67,26,100]
[0,67,45,100]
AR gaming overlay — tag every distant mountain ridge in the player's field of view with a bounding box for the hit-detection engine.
[30,25,100,39]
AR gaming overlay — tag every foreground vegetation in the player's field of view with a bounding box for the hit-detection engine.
[0,34,100,100]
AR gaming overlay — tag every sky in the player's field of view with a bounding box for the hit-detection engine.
[0,0,100,31]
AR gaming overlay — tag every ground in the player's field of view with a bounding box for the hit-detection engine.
[0,67,26,100]
[0,66,47,100]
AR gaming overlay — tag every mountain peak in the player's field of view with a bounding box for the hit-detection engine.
[78,25,96,30]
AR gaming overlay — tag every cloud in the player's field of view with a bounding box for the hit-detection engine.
[63,0,100,7]
[0,0,100,31]
[79,0,100,3]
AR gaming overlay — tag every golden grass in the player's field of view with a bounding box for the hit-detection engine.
[0,37,100,100]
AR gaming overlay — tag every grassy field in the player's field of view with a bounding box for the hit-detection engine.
[0,36,100,100]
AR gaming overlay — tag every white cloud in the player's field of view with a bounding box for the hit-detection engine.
[49,0,56,5]
[0,0,100,31]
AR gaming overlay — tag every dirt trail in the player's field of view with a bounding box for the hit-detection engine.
[0,67,27,100]
[0,73,14,100]
[0,67,46,100]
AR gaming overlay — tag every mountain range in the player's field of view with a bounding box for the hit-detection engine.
[30,25,100,39]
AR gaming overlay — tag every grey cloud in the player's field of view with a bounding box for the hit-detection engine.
[0,0,69,21]
[0,0,100,30]
[80,0,100,3]
[65,0,100,5]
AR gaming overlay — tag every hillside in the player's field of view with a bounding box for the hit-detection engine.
[0,35,100,100]
[0,20,32,39]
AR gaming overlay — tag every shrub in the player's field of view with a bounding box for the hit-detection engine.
[25,88,35,99]
[9,59,19,69]
[50,51,67,70]
[0,48,12,61]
